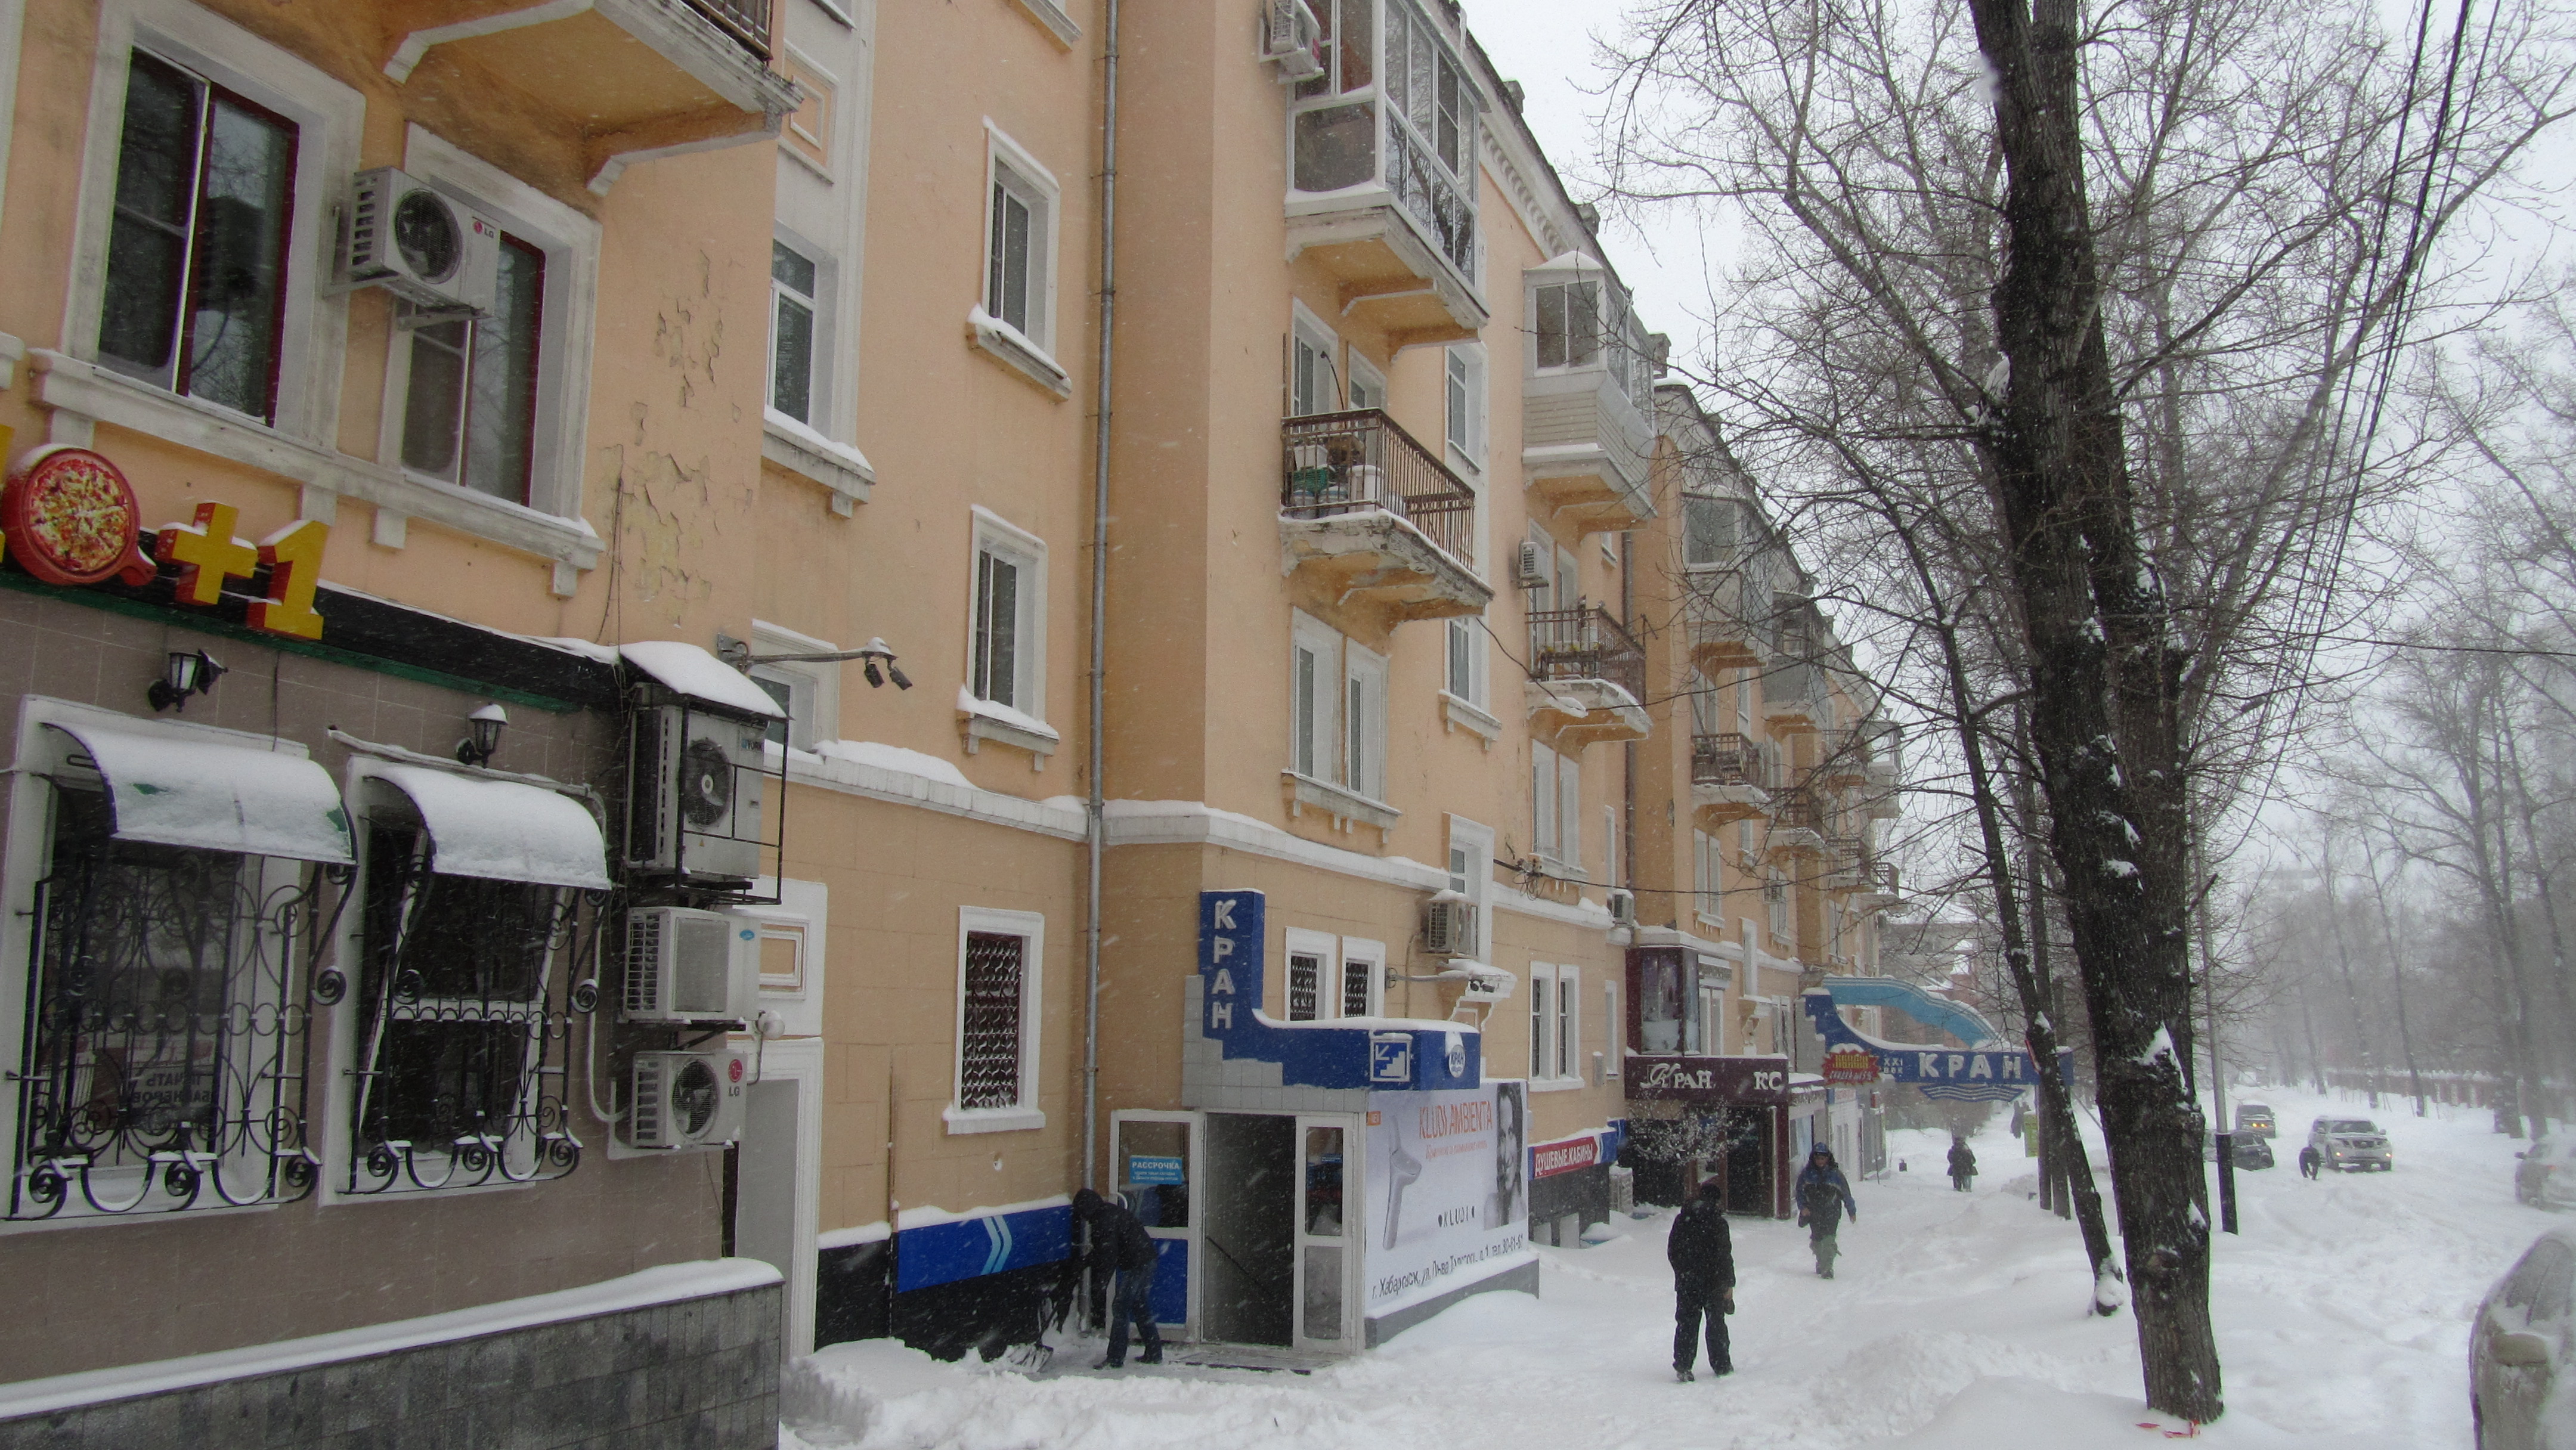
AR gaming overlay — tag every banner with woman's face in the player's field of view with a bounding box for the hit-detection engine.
[1362,1081,1532,1315]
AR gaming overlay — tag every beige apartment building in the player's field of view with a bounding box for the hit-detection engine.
[0,0,1915,1430]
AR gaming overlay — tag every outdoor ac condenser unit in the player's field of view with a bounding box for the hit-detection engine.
[623,906,759,1024]
[1606,888,1636,926]
[1260,0,1326,79]
[1423,898,1478,957]
[627,1048,751,1151]
[630,704,767,884]
[340,168,499,321]
[1515,541,1550,588]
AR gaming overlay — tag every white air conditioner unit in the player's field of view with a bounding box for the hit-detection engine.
[623,906,760,1024]
[340,168,499,322]
[1606,888,1636,926]
[1260,0,1326,79]
[1515,540,1550,588]
[1423,897,1479,957]
[627,1048,751,1151]
[630,704,767,884]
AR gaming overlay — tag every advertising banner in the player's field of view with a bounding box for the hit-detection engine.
[1530,1132,1599,1180]
[1363,1082,1531,1313]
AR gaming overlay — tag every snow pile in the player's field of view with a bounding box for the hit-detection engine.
[781,1091,2547,1448]
[812,739,975,789]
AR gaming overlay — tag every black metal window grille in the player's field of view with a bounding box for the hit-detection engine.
[346,823,587,1193]
[1288,952,1322,1021]
[10,787,325,1219]
[1342,959,1373,1018]
[958,932,1024,1110]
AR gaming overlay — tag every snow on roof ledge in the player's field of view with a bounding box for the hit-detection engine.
[621,639,785,720]
[0,1259,781,1420]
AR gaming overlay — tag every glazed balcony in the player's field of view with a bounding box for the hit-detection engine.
[1281,410,1493,622]
[1690,732,1773,826]
[1521,254,1657,534]
[383,0,801,191]
[1855,860,1902,910]
[1525,603,1650,746]
[1761,660,1828,735]
[1284,0,1487,346]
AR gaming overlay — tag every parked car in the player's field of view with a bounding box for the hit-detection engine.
[2236,1103,2277,1138]
[2472,1226,2576,1448]
[2521,1138,2576,1210]
[2308,1116,2394,1172]
[2203,1132,2275,1170]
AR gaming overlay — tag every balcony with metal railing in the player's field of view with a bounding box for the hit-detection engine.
[1691,732,1773,825]
[1281,0,1488,346]
[1525,602,1650,745]
[1766,792,1827,856]
[382,0,799,190]
[1280,410,1493,622]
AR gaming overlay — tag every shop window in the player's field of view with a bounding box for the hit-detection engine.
[948,907,1044,1133]
[9,787,315,1219]
[347,822,583,1194]
[97,49,296,422]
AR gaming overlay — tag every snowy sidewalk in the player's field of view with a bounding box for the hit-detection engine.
[782,1090,2544,1449]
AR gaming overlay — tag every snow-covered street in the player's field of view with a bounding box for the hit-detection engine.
[782,1089,2552,1449]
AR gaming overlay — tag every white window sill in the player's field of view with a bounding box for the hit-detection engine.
[1282,770,1400,834]
[1530,1075,1588,1093]
[1010,0,1082,45]
[958,688,1060,769]
[1441,690,1502,742]
[944,1104,1046,1135]
[967,306,1072,399]
[762,409,874,513]
[30,349,601,581]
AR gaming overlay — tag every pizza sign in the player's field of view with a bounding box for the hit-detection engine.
[1,447,329,641]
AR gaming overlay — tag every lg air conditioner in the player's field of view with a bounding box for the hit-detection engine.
[1260,0,1326,79]
[630,704,767,884]
[1423,897,1478,957]
[623,906,759,1024]
[627,1048,750,1151]
[1515,541,1549,588]
[339,168,499,322]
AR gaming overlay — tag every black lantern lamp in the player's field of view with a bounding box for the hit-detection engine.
[456,704,508,767]
[148,650,226,712]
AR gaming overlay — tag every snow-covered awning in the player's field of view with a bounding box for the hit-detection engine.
[365,765,608,890]
[47,723,354,864]
[620,640,785,721]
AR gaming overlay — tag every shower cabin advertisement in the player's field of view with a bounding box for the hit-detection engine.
[1363,1080,1531,1318]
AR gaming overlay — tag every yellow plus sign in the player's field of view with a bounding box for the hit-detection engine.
[157,502,261,608]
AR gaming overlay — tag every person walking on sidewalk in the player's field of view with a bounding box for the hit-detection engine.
[1070,1189,1163,1368]
[1795,1145,1858,1278]
[1947,1135,1978,1192]
[1667,1176,1735,1382]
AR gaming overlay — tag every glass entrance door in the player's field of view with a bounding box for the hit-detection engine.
[1111,1111,1200,1339]
[1293,1114,1357,1349]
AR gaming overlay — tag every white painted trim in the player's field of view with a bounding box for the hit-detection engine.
[965,504,1050,729]
[61,0,364,450]
[384,0,591,81]
[979,119,1063,354]
[750,619,842,754]
[0,0,24,280]
[732,1031,823,1356]
[1009,0,1082,47]
[1106,800,1448,892]
[763,410,874,511]
[1492,881,1618,930]
[1281,926,1340,1022]
[950,906,1045,1129]
[966,305,1072,397]
[784,748,1088,838]
[1338,935,1387,1019]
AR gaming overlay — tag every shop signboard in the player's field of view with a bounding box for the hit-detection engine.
[1822,1045,1880,1084]
[1624,1053,1791,1104]
[1530,1132,1599,1180]
[1362,1082,1530,1315]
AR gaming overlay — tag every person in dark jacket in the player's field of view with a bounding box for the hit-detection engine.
[1666,1177,1735,1381]
[1070,1189,1163,1368]
[2297,1143,2323,1179]
[1947,1135,1977,1192]
[1794,1145,1857,1278]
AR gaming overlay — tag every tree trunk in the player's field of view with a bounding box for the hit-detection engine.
[1964,0,2222,1414]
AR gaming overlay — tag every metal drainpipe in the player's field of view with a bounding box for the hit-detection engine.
[1082,0,1120,1197]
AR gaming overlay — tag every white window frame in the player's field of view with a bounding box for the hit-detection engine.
[1528,962,1556,1082]
[1767,869,1791,944]
[1290,610,1345,786]
[1337,935,1386,1019]
[1289,301,1342,417]
[1448,816,1495,963]
[965,505,1049,730]
[1347,349,1388,413]
[1555,965,1581,1083]
[1443,612,1489,714]
[767,230,829,427]
[1602,977,1620,1080]
[749,618,843,754]
[374,124,602,526]
[970,121,1068,395]
[1557,748,1583,877]
[1531,740,1558,862]
[946,906,1045,1134]
[1445,342,1486,471]
[1283,926,1340,1023]
[1345,639,1389,804]
[1603,804,1620,890]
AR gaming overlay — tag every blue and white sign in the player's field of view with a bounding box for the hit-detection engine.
[1126,1155,1186,1186]
[1197,890,1481,1092]
[1801,989,2073,1103]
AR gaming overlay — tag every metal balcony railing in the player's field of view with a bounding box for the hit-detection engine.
[1772,793,1826,834]
[1691,733,1772,790]
[683,0,772,61]
[1527,602,1646,704]
[1280,408,1478,568]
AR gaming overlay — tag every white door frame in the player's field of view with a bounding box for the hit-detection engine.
[1111,1108,1203,1341]
[1293,1111,1362,1350]
[738,1034,824,1356]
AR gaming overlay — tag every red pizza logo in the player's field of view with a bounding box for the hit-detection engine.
[2,448,155,587]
